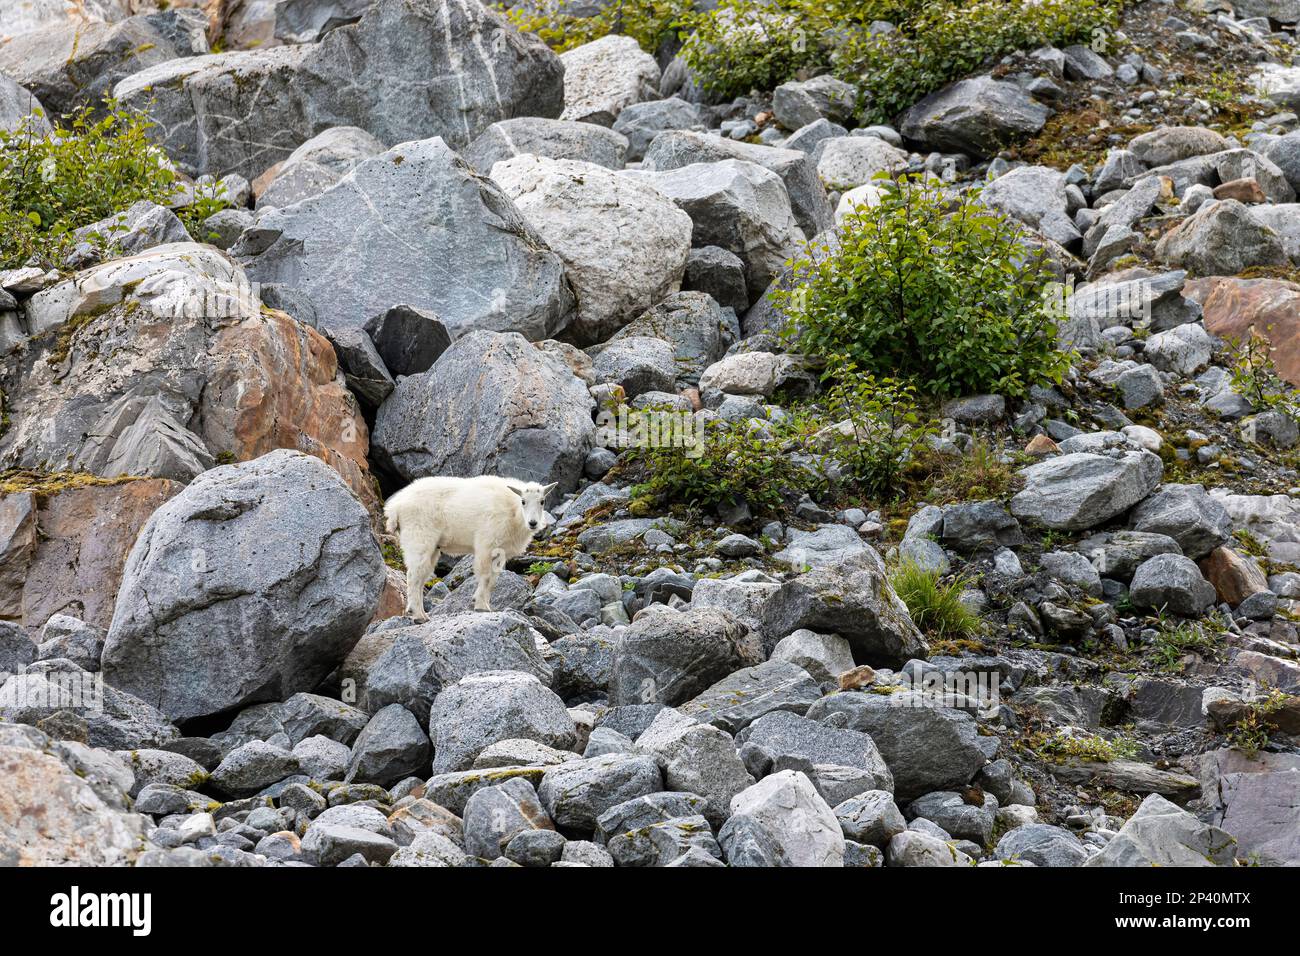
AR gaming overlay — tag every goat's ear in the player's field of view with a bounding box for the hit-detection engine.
[542,482,558,498]
[512,487,527,502]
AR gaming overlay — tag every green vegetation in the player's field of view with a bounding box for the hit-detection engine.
[0,103,183,271]
[0,469,144,498]
[1227,688,1292,759]
[1227,326,1300,421]
[889,561,983,638]
[1148,621,1222,672]
[630,411,810,514]
[501,0,691,54]
[816,366,937,499]
[778,175,1070,399]
[835,0,1118,124]
[679,0,1118,121]
[1028,728,1139,763]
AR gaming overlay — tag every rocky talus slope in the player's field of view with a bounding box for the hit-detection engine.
[0,0,1297,867]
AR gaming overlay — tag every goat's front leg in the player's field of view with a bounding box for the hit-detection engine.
[472,546,495,612]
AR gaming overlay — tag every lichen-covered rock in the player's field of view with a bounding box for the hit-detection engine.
[115,0,565,179]
[372,330,593,493]
[102,450,385,722]
[491,154,691,344]
[243,138,575,340]
[609,608,764,707]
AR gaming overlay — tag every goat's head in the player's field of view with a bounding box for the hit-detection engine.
[508,480,557,532]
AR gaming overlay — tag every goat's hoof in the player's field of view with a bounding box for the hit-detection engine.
[406,609,429,623]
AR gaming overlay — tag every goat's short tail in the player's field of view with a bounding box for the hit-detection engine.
[383,504,398,535]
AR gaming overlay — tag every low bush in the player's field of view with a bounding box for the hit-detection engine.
[0,103,182,271]
[815,364,937,500]
[778,174,1070,399]
[630,409,811,514]
[503,0,691,54]
[679,0,1118,122]
[837,0,1119,124]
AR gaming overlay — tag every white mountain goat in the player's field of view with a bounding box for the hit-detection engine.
[383,475,556,619]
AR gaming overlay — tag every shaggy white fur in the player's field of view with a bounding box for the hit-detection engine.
[383,475,556,619]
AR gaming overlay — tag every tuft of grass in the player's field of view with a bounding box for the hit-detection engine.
[889,561,983,639]
[1148,621,1222,672]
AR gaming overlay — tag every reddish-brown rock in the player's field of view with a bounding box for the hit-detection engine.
[1185,276,1300,386]
[0,478,177,629]
[1199,546,1269,606]
[1212,178,1267,203]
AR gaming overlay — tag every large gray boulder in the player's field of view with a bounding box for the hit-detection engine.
[0,9,207,116]
[626,159,804,301]
[736,710,894,794]
[805,692,986,801]
[1010,450,1163,531]
[102,450,385,723]
[1128,126,1229,167]
[428,670,576,773]
[464,117,628,173]
[559,34,660,126]
[1129,483,1232,559]
[815,136,908,192]
[1085,793,1235,866]
[357,610,552,720]
[538,753,663,831]
[718,770,845,867]
[372,330,593,492]
[610,608,765,707]
[1155,200,1288,276]
[758,553,926,667]
[995,823,1089,866]
[243,137,575,339]
[115,0,564,179]
[1129,554,1217,616]
[0,72,52,136]
[612,97,703,163]
[491,154,691,344]
[254,125,386,211]
[900,76,1050,156]
[980,165,1081,248]
[643,129,833,237]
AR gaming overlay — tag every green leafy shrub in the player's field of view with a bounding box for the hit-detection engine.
[631,410,810,514]
[1027,728,1139,763]
[889,560,983,638]
[1228,326,1300,420]
[838,0,1119,124]
[678,0,1117,123]
[503,0,691,54]
[0,102,185,270]
[815,364,937,500]
[778,174,1070,399]
[678,0,931,100]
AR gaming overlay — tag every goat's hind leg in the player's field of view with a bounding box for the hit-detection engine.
[401,530,438,622]
[472,546,496,612]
